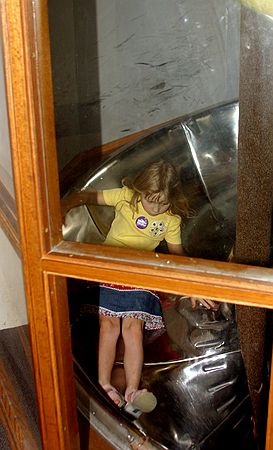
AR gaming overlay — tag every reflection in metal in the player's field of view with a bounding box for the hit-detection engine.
[64,101,257,449]
[182,123,219,221]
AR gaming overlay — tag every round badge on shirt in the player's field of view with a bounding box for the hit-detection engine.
[136,216,148,229]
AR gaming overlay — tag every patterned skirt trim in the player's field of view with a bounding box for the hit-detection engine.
[81,304,164,330]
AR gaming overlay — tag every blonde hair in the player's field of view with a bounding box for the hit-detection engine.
[123,160,189,217]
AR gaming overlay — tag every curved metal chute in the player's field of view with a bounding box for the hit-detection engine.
[63,100,238,261]
[63,101,257,449]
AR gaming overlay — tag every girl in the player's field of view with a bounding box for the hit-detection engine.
[62,160,215,415]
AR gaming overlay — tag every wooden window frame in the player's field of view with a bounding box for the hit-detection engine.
[0,0,272,449]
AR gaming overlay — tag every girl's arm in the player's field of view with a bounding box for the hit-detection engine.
[61,190,106,218]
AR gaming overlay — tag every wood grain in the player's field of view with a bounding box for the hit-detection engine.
[0,326,41,450]
[0,178,20,254]
[42,240,273,308]
[0,0,272,449]
[0,0,79,448]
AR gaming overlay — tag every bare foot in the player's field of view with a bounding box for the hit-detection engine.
[102,384,124,407]
[125,387,147,403]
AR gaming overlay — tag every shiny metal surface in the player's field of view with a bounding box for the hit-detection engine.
[71,292,255,450]
[63,100,238,261]
[64,101,256,449]
[138,301,253,449]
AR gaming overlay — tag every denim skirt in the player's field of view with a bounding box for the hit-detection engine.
[96,284,164,330]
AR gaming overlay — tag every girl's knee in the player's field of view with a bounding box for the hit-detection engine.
[122,319,144,340]
[100,316,120,338]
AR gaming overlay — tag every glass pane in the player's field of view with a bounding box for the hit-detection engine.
[48,0,240,172]
[48,0,242,267]
[48,0,273,280]
[68,277,268,449]
[47,3,273,446]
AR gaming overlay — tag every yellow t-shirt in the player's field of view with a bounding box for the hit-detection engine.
[102,187,181,251]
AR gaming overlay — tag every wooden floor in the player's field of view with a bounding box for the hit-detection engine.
[0,326,42,450]
[0,322,115,450]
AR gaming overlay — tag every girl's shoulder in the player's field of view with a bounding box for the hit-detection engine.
[121,185,134,199]
[102,186,132,206]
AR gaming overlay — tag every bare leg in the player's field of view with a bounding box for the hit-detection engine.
[98,315,121,405]
[111,336,126,394]
[122,318,144,403]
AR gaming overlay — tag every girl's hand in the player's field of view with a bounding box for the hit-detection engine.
[190,297,219,310]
